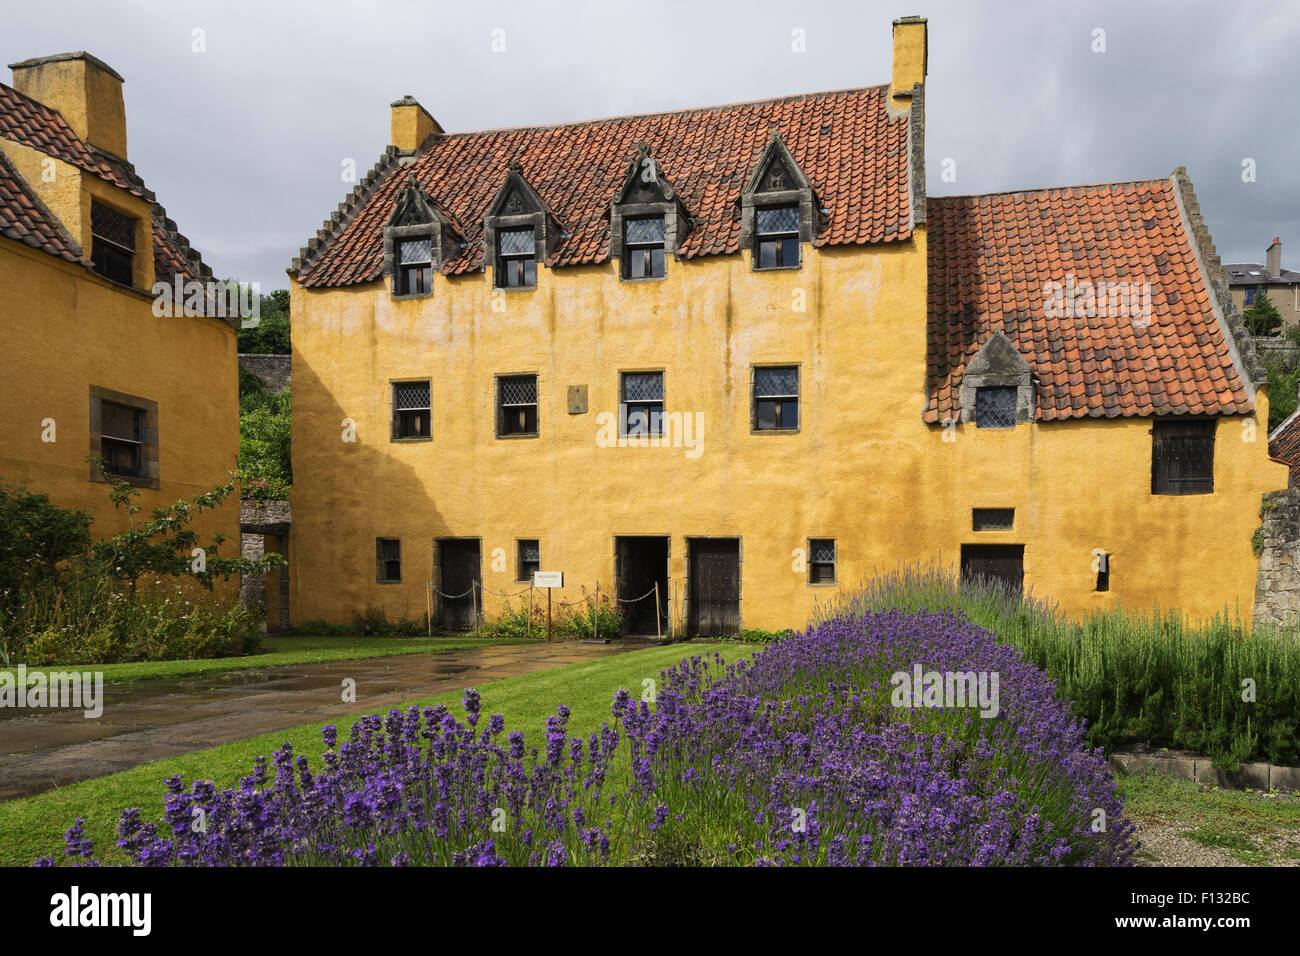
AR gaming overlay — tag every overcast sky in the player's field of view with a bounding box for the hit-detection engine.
[4,0,1296,292]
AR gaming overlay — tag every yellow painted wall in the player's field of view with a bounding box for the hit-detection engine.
[289,223,1287,632]
[0,235,241,580]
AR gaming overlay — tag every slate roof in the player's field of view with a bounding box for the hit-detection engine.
[925,178,1255,423]
[0,80,211,284]
[297,84,914,287]
[1224,263,1300,286]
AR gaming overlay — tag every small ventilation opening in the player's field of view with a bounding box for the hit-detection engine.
[1096,552,1110,592]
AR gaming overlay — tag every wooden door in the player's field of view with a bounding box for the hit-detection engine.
[688,538,740,637]
[960,544,1024,594]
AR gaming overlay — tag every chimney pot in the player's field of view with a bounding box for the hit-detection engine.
[1267,237,1282,278]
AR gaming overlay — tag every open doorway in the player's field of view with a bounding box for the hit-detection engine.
[615,536,669,635]
[435,538,482,629]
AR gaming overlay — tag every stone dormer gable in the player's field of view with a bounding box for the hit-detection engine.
[482,161,565,269]
[381,173,463,289]
[609,143,691,262]
[738,128,822,254]
[958,330,1035,425]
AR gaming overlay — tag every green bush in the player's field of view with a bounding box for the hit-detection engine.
[480,594,622,640]
[286,606,427,637]
[819,563,1300,770]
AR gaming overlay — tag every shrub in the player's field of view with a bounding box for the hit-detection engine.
[40,608,1134,867]
[828,563,1300,769]
[480,593,622,640]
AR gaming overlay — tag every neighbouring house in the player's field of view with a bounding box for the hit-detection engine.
[286,16,1287,635]
[1226,237,1300,328]
[0,53,240,567]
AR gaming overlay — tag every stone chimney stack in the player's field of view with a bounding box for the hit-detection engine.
[890,16,928,111]
[9,52,128,159]
[390,96,443,153]
[1267,237,1283,278]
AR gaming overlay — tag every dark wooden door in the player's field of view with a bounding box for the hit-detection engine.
[688,538,740,637]
[960,544,1024,594]
[438,539,481,629]
[616,537,669,634]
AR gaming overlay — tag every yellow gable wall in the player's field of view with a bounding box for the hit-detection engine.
[289,228,1287,632]
[0,236,241,582]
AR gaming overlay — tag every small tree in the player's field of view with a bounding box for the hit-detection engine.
[1243,288,1283,336]
[0,483,91,593]
[87,459,283,603]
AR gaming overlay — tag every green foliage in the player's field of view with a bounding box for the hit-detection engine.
[1262,351,1300,432]
[735,627,793,644]
[821,564,1300,770]
[0,476,282,664]
[1243,288,1283,336]
[237,288,290,354]
[480,594,623,640]
[286,607,427,637]
[0,483,92,597]
[238,386,292,492]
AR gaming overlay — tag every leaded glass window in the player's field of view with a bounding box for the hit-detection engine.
[90,200,136,285]
[809,539,836,584]
[498,374,538,436]
[756,205,800,269]
[497,228,537,288]
[621,372,664,437]
[754,366,799,431]
[975,387,1017,429]
[624,216,666,279]
[392,380,431,439]
[397,238,433,295]
[518,539,540,581]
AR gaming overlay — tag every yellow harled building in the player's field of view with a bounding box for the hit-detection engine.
[0,53,240,557]
[288,17,1286,634]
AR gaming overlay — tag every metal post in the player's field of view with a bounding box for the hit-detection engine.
[654,580,662,641]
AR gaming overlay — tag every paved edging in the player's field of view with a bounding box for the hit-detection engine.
[1109,750,1300,791]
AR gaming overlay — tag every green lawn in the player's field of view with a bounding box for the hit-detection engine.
[9,634,535,684]
[1,642,733,867]
[1119,769,1300,866]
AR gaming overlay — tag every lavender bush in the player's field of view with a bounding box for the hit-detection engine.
[37,609,1136,866]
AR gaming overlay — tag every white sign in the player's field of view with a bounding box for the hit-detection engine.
[532,571,563,588]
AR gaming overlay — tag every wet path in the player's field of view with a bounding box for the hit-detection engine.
[0,641,633,801]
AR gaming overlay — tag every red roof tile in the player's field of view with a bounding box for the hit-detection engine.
[925,180,1255,423]
[0,147,82,263]
[299,85,912,287]
[1270,410,1300,487]
[0,81,209,284]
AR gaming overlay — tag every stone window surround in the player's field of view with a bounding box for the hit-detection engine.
[957,331,1036,427]
[738,131,821,272]
[483,165,562,291]
[389,378,433,443]
[608,149,691,282]
[750,363,802,435]
[88,385,159,489]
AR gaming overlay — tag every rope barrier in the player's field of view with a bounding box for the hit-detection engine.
[430,584,476,600]
[613,586,659,604]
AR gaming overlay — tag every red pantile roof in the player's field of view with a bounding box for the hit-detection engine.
[925,179,1256,423]
[1269,411,1300,487]
[0,81,210,285]
[0,147,83,263]
[298,85,914,287]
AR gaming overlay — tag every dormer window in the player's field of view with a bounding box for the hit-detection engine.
[624,217,666,279]
[496,227,537,288]
[483,162,563,291]
[610,144,690,282]
[740,129,820,272]
[382,173,462,299]
[958,331,1035,429]
[755,206,800,269]
[90,200,136,285]
[397,238,432,295]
